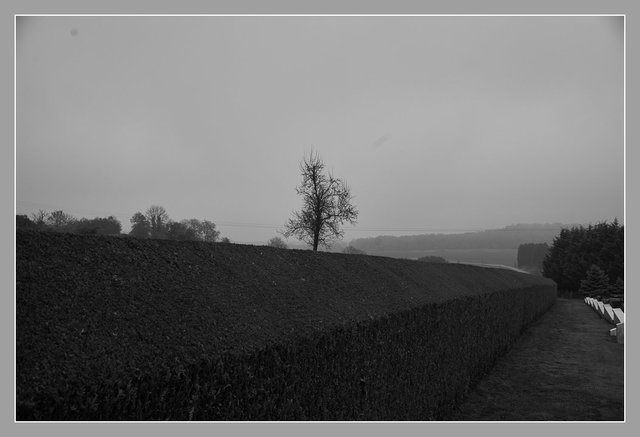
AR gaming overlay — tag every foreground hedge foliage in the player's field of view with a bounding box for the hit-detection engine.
[16,231,556,420]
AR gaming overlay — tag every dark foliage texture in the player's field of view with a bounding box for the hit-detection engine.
[17,230,556,420]
[17,213,122,235]
[542,220,623,292]
[579,265,611,298]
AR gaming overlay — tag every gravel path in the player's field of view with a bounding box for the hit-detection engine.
[447,298,624,421]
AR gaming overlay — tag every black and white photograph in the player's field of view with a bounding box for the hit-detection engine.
[14,14,625,422]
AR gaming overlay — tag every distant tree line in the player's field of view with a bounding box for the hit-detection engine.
[129,205,220,242]
[16,205,226,243]
[350,223,570,252]
[17,210,122,235]
[516,243,549,274]
[542,220,623,296]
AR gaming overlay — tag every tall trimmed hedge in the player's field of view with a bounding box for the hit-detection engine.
[16,230,556,420]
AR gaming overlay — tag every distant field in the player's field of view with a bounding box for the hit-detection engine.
[364,248,518,266]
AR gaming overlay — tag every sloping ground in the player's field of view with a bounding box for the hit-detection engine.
[16,230,556,420]
[446,298,624,421]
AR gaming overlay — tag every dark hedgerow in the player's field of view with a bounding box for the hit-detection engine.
[16,230,556,420]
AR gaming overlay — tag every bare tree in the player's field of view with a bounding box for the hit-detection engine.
[145,205,169,239]
[30,210,48,228]
[199,220,220,242]
[283,151,358,251]
[182,218,220,242]
[47,210,76,229]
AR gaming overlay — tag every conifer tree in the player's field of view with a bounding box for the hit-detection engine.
[608,277,624,298]
[579,264,610,298]
[542,220,623,292]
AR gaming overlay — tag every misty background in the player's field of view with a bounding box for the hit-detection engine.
[16,15,624,245]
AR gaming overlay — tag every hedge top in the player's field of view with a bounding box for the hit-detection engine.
[17,230,555,389]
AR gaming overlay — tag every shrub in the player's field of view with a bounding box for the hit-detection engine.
[417,255,447,263]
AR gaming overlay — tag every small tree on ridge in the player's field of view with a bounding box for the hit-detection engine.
[146,205,169,239]
[130,212,151,238]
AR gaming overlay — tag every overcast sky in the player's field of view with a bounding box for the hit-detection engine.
[16,15,624,244]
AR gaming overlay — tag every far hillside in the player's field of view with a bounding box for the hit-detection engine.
[349,223,573,265]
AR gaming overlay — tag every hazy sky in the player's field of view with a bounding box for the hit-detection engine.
[16,15,624,244]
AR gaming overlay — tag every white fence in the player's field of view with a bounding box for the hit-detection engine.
[585,297,624,344]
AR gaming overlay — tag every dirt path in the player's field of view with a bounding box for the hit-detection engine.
[447,298,624,421]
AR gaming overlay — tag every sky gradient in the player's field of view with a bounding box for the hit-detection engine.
[16,15,624,244]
